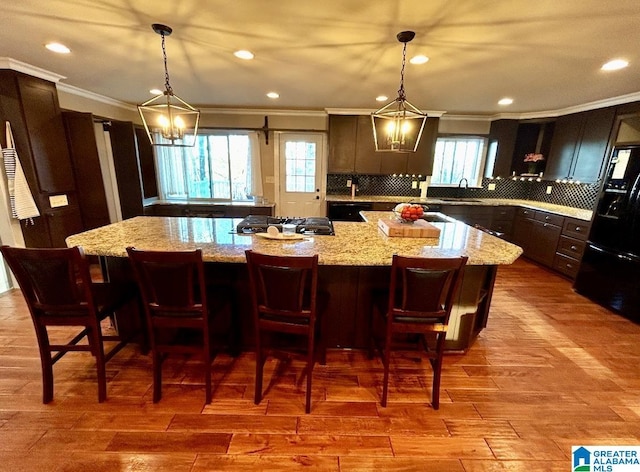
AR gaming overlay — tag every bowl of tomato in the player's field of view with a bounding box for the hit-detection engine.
[393,203,425,223]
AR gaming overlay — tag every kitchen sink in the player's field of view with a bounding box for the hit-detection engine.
[421,213,451,223]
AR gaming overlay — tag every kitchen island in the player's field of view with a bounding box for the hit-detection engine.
[67,211,522,350]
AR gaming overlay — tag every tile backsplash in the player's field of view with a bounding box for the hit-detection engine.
[327,174,599,210]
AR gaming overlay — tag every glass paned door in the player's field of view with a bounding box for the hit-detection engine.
[278,133,325,217]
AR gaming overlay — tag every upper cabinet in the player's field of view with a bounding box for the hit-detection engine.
[0,70,84,247]
[327,114,439,175]
[545,107,616,182]
[488,119,518,177]
[488,119,554,177]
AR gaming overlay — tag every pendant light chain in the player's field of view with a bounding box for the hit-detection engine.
[161,32,173,95]
[397,42,407,102]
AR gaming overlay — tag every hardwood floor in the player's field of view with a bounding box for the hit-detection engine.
[1,258,639,471]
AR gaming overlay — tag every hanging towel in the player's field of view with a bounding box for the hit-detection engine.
[1,122,40,221]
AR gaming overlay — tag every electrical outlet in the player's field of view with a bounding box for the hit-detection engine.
[411,180,418,189]
[488,183,496,191]
[265,176,275,184]
[346,179,352,187]
[546,185,553,194]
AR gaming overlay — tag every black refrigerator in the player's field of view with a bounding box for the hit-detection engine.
[574,145,640,322]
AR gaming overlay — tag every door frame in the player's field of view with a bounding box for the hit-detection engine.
[273,131,327,217]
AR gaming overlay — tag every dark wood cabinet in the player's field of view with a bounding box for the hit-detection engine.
[490,206,515,239]
[328,115,438,175]
[62,111,111,230]
[354,115,382,174]
[0,70,85,247]
[553,217,590,279]
[488,119,518,178]
[328,115,358,173]
[545,107,615,182]
[441,205,492,228]
[512,208,563,267]
[108,120,145,220]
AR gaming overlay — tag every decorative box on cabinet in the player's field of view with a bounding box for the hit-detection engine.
[553,217,590,279]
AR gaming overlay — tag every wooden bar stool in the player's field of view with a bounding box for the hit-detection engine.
[245,250,326,414]
[127,247,231,404]
[1,245,140,403]
[370,255,467,409]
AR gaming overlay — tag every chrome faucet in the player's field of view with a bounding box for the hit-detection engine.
[458,178,469,189]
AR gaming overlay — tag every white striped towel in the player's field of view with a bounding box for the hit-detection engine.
[1,122,40,221]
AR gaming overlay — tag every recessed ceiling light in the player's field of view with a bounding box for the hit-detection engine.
[601,59,629,71]
[234,50,254,60]
[45,42,70,54]
[498,97,514,106]
[376,95,388,102]
[266,92,279,99]
[149,88,163,95]
[409,55,429,65]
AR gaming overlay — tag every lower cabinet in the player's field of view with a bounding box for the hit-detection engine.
[441,205,493,228]
[553,217,591,279]
[512,208,563,267]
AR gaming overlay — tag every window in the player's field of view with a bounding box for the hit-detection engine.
[155,130,260,201]
[430,136,487,186]
[285,141,317,192]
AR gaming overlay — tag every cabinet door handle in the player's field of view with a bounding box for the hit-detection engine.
[543,223,548,227]
[570,245,578,251]
[545,216,550,220]
[575,226,581,232]
[566,263,573,269]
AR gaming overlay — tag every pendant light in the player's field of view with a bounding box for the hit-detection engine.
[371,31,427,153]
[138,24,200,147]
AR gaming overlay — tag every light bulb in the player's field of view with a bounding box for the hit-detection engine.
[174,116,185,129]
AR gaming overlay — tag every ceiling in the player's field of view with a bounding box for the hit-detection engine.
[2,0,640,117]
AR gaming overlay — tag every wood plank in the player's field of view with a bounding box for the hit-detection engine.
[377,218,441,238]
[227,433,393,456]
[0,258,639,470]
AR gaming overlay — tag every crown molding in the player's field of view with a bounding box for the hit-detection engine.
[56,83,137,111]
[326,108,447,118]
[0,57,66,82]
[199,107,327,117]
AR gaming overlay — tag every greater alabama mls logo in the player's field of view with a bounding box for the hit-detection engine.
[572,446,640,472]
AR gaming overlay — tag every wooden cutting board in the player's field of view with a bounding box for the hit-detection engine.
[377,218,442,238]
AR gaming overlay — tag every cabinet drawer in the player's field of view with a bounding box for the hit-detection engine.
[562,218,590,241]
[493,206,516,221]
[553,253,580,279]
[556,235,586,259]
[534,211,564,226]
[516,208,536,219]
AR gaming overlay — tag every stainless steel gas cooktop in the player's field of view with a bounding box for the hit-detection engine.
[236,215,335,235]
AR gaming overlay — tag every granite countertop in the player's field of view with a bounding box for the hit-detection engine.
[326,195,592,221]
[66,213,522,267]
